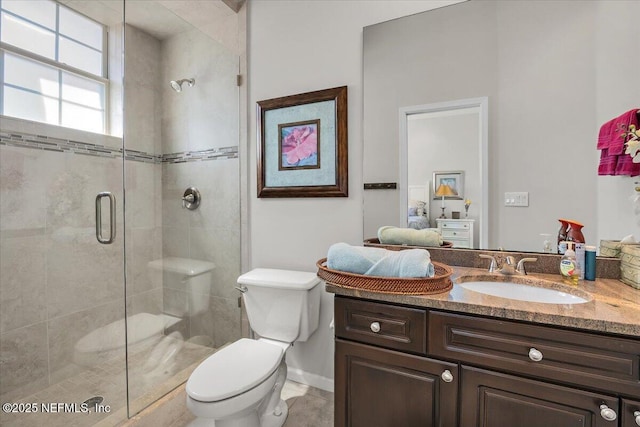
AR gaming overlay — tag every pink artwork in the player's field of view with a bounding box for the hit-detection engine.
[278,120,320,170]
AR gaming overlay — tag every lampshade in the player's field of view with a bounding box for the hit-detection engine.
[435,184,457,197]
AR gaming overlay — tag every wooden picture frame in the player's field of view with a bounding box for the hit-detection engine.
[257,86,348,197]
[432,170,464,200]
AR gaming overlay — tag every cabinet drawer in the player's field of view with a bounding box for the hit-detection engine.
[440,221,470,230]
[335,296,426,355]
[428,311,640,396]
[441,230,470,239]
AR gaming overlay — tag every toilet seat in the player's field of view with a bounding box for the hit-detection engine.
[186,338,284,403]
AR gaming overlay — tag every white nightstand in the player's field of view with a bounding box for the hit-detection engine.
[436,218,475,248]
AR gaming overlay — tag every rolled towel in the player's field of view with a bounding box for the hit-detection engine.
[378,225,443,247]
[326,242,434,278]
[366,248,435,278]
[327,242,388,274]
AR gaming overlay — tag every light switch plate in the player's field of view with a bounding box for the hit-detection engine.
[504,192,529,207]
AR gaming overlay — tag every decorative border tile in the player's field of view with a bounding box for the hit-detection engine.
[0,130,238,163]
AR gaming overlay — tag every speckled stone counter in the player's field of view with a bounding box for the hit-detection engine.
[325,266,640,338]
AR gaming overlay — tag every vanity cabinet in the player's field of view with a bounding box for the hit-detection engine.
[436,218,474,248]
[334,297,458,427]
[334,295,640,427]
[459,365,618,427]
[622,399,640,427]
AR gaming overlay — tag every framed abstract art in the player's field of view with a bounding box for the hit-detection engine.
[257,86,348,197]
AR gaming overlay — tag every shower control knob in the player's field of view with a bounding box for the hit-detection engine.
[370,322,381,333]
[528,347,543,362]
[182,187,201,210]
[599,404,617,421]
[441,370,454,383]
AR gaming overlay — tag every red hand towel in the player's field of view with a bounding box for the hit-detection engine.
[597,119,614,150]
[608,109,638,155]
[614,109,640,176]
[598,147,618,176]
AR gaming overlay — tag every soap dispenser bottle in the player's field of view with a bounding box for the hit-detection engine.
[560,242,579,285]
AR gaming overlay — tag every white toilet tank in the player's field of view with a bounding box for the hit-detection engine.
[148,257,216,315]
[237,268,321,343]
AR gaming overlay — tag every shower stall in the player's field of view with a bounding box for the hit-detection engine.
[0,0,243,425]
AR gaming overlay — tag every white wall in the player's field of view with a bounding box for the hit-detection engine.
[247,0,461,390]
[408,112,481,245]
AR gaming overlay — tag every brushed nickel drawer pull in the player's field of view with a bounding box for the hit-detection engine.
[528,347,543,362]
[599,404,617,421]
[370,322,381,333]
[441,370,454,383]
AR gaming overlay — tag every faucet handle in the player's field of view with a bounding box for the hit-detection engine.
[516,257,538,275]
[479,254,498,272]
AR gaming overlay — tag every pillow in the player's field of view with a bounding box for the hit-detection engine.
[408,199,426,216]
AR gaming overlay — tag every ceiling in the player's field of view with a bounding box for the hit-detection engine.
[59,0,240,40]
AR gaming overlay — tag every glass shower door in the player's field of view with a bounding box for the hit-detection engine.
[122,0,242,417]
[0,0,129,425]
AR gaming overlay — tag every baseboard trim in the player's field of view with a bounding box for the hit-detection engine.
[286,367,334,393]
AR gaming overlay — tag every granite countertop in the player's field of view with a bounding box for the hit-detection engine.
[325,266,640,338]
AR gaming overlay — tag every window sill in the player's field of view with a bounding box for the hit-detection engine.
[0,115,122,149]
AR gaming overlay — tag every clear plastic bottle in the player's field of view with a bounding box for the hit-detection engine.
[560,242,580,285]
[575,243,585,280]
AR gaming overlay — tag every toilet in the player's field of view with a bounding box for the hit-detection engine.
[185,268,321,427]
[147,257,216,317]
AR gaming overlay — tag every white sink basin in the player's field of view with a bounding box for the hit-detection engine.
[459,281,590,304]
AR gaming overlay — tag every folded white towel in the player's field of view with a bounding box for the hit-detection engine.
[327,242,387,274]
[326,242,434,278]
[365,248,435,278]
[378,226,443,247]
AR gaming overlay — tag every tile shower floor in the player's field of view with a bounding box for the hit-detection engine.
[0,338,214,427]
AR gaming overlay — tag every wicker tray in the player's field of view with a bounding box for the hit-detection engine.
[364,238,453,249]
[316,258,453,295]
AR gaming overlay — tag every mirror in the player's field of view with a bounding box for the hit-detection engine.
[399,98,488,248]
[363,0,640,253]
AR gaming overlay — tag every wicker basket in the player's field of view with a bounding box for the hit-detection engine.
[620,244,640,290]
[363,237,453,249]
[600,240,622,258]
[316,258,453,295]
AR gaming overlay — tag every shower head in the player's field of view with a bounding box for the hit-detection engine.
[169,78,195,92]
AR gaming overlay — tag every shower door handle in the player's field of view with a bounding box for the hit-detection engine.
[95,192,116,244]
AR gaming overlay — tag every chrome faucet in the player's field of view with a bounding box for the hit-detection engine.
[479,254,537,275]
[479,254,498,272]
[516,257,538,275]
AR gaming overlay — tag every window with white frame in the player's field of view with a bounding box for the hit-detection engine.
[0,0,107,134]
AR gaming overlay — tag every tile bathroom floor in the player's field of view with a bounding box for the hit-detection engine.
[123,379,334,427]
[281,380,334,427]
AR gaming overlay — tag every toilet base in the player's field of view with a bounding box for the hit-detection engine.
[186,399,287,427]
[186,359,289,427]
[260,398,288,427]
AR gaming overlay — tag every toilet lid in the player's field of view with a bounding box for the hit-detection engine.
[186,339,283,402]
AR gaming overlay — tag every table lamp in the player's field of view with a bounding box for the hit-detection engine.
[434,184,456,218]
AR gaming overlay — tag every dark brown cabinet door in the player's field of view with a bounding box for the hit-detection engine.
[335,338,458,427]
[622,399,640,427]
[460,366,619,427]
